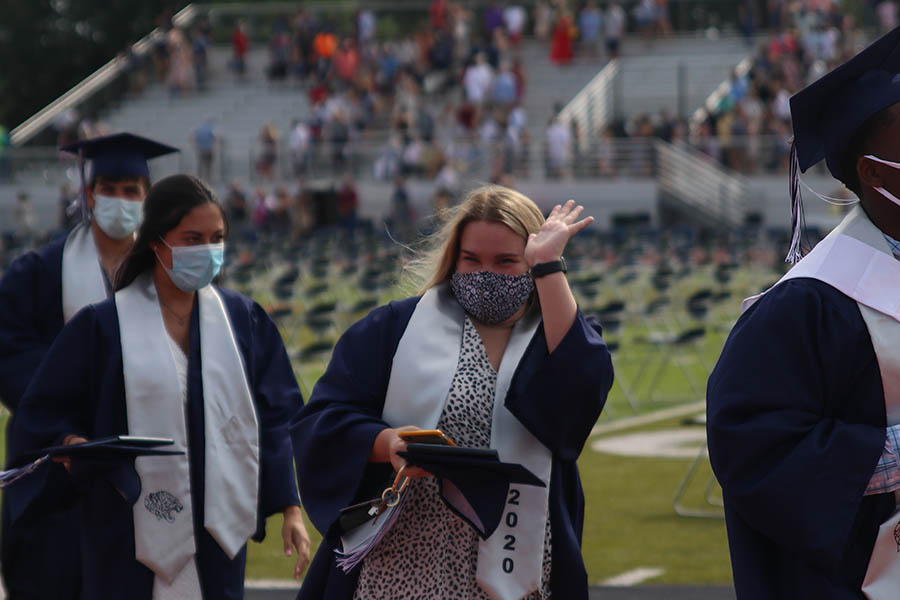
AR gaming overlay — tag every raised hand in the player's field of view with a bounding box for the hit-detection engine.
[525,199,594,267]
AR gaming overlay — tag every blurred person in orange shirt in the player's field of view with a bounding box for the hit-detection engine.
[314,30,338,60]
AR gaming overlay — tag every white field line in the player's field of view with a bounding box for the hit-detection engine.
[600,567,666,586]
[591,401,706,437]
[590,429,707,458]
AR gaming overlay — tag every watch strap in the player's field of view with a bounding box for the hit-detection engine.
[530,257,567,278]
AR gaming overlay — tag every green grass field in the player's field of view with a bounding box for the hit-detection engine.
[580,418,731,584]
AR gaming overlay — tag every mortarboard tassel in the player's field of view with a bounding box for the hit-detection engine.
[0,455,48,488]
[786,140,806,264]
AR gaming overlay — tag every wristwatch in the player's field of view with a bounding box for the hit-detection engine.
[530,257,567,278]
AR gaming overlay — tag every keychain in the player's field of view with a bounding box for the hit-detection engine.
[372,467,410,524]
[337,466,413,532]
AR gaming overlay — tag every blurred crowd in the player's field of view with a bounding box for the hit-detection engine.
[239,3,548,188]
[231,0,665,185]
[692,0,861,174]
[206,0,882,182]
[10,0,891,197]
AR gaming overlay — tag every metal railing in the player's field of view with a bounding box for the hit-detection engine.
[696,133,793,175]
[177,135,659,183]
[0,136,654,185]
[656,139,748,227]
[0,134,799,187]
[557,61,620,154]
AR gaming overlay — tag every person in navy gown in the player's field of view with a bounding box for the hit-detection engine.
[10,174,310,599]
[0,132,177,599]
[707,26,900,599]
[292,184,613,599]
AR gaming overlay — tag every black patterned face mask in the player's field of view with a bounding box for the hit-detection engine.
[450,270,535,325]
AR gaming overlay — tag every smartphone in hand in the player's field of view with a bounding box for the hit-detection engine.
[397,429,456,446]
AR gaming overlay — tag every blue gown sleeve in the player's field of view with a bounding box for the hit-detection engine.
[11,306,98,453]
[291,302,409,538]
[7,306,100,523]
[248,301,304,518]
[506,310,613,461]
[707,279,886,571]
[0,251,60,411]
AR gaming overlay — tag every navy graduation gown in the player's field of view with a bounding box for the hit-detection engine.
[0,234,80,598]
[291,296,613,599]
[0,234,66,409]
[707,279,894,599]
[10,286,303,600]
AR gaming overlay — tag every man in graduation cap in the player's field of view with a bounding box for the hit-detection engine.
[707,25,900,599]
[0,132,177,598]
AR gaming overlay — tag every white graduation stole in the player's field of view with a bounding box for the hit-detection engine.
[742,207,900,321]
[115,273,260,587]
[62,222,108,322]
[382,284,552,600]
[742,207,900,598]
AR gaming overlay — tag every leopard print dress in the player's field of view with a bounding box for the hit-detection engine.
[353,317,552,599]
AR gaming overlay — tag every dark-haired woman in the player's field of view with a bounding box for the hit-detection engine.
[11,174,310,599]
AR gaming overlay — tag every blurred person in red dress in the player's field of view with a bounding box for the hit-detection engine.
[550,10,576,65]
[231,20,249,79]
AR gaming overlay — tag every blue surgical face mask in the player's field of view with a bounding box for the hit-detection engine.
[156,238,225,292]
[93,194,143,239]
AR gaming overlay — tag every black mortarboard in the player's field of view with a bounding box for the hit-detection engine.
[17,436,182,504]
[59,133,179,180]
[59,133,179,221]
[791,27,900,178]
[786,26,900,262]
[398,443,545,540]
[21,435,181,462]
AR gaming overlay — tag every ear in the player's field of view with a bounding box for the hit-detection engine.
[858,155,887,189]
[85,186,96,210]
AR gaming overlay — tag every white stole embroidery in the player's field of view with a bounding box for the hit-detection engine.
[115,273,260,588]
[740,207,900,598]
[62,222,108,322]
[382,284,552,600]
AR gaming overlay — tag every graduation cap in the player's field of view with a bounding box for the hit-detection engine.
[8,436,183,506]
[397,443,545,540]
[59,133,179,220]
[786,26,900,262]
[20,435,181,462]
